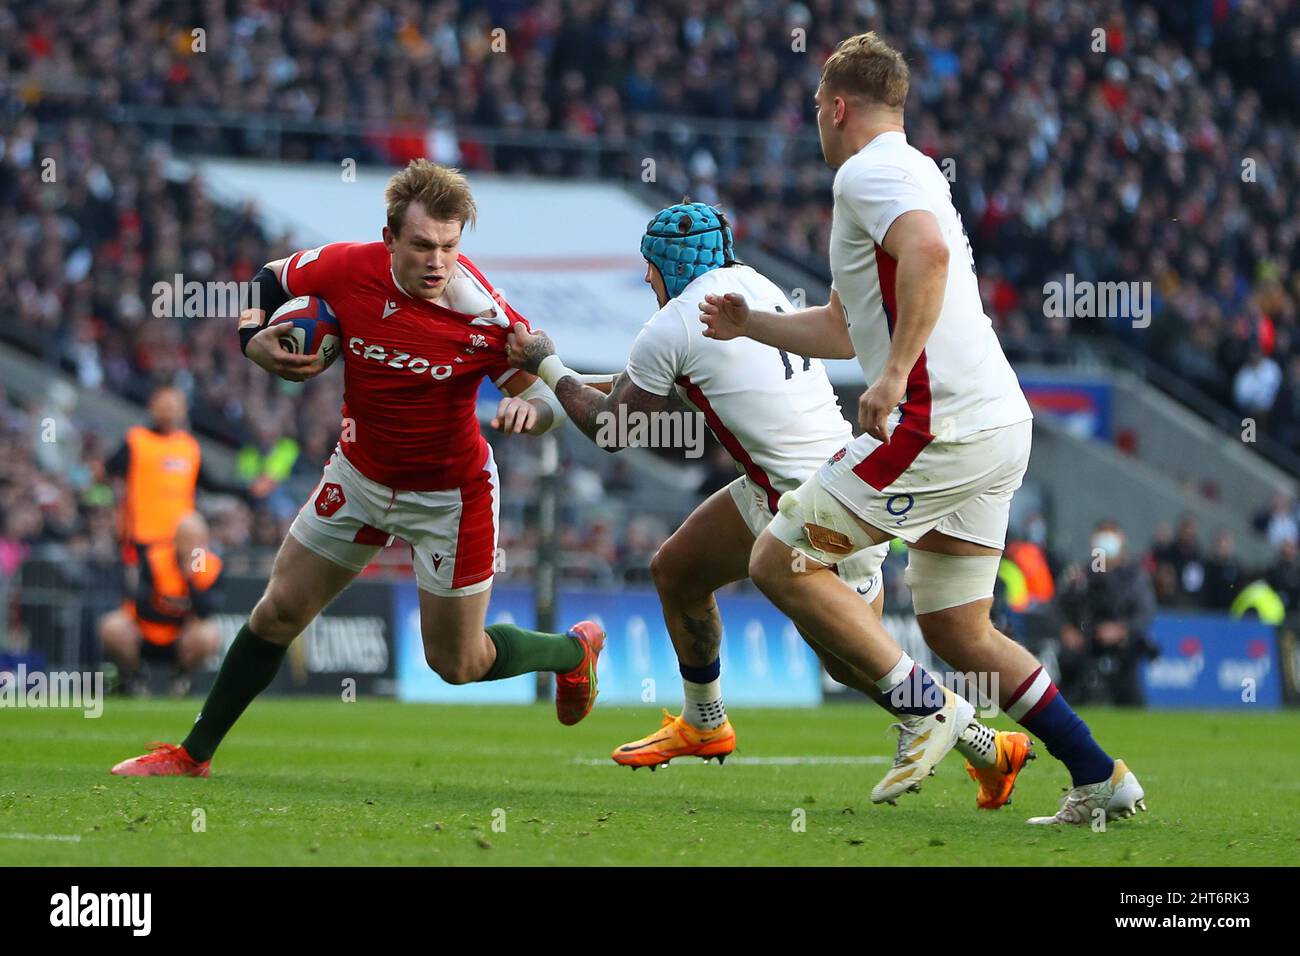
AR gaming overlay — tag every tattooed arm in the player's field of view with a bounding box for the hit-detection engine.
[555,373,673,448]
[506,325,674,450]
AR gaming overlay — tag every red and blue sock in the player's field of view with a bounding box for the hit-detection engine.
[1006,666,1113,786]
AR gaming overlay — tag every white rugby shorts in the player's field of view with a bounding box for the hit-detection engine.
[290,445,499,596]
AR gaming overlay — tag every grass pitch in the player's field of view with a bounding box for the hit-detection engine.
[3,699,1297,866]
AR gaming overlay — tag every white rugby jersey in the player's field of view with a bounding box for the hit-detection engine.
[829,131,1032,446]
[625,265,851,514]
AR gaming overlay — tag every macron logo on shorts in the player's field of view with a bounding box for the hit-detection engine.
[315,482,346,517]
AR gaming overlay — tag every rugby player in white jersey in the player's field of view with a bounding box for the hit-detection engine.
[699,33,1146,824]
[507,201,1032,809]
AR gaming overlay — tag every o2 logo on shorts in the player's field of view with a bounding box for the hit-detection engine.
[886,493,914,525]
[315,482,346,517]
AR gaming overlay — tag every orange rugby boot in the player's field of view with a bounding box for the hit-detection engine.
[965,730,1035,809]
[612,709,736,770]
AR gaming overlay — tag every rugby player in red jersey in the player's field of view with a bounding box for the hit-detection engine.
[111,161,603,777]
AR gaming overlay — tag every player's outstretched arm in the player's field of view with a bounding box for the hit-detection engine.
[699,291,855,359]
[494,370,567,436]
[505,324,670,449]
[554,373,673,451]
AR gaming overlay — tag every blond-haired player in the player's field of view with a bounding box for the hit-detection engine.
[701,33,1145,824]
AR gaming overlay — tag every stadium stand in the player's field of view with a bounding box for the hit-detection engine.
[5,1,1297,447]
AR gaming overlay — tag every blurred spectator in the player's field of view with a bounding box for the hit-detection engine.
[573,462,609,505]
[1004,516,1056,609]
[31,381,81,477]
[1151,515,1206,606]
[1267,538,1300,611]
[604,458,637,494]
[236,417,299,518]
[1233,347,1282,425]
[236,418,299,488]
[1274,356,1300,449]
[1252,491,1299,550]
[1056,521,1159,706]
[619,515,666,584]
[1201,529,1245,610]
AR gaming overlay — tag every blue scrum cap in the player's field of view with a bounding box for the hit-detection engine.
[640,201,735,300]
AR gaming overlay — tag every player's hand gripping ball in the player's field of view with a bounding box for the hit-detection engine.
[267,296,342,373]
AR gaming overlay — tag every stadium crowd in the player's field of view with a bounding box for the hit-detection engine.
[5,0,1300,449]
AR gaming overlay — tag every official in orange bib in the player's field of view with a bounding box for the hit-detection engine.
[99,512,224,695]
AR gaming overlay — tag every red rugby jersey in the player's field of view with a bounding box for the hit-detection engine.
[279,241,527,490]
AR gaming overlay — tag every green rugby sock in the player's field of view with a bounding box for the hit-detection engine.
[182,622,287,763]
[481,623,583,681]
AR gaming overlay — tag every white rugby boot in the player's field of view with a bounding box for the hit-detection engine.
[1027,759,1147,826]
[871,686,976,804]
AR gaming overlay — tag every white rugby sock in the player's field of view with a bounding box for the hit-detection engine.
[682,677,727,731]
[957,719,998,769]
[875,652,915,694]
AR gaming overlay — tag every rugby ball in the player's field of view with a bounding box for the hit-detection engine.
[268,296,341,370]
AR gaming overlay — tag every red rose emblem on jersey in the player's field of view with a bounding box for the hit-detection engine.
[315,482,346,517]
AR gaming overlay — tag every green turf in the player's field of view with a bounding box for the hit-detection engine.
[2,698,1297,865]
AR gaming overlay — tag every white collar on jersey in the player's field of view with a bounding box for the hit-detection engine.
[389,263,507,327]
[389,265,418,301]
